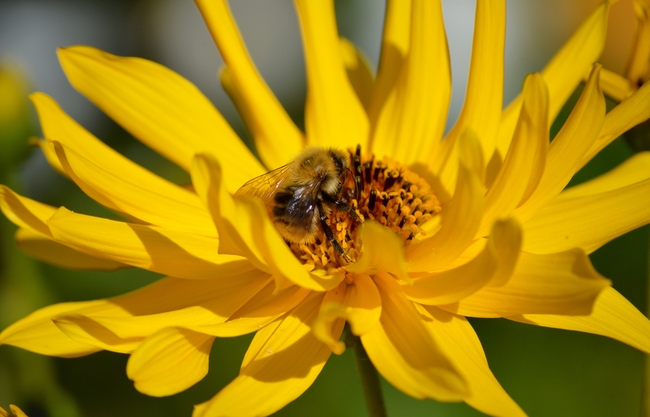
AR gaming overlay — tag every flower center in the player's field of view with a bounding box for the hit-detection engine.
[290,146,441,271]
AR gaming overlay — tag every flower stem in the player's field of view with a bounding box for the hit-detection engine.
[346,331,388,417]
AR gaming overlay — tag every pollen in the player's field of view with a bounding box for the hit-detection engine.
[289,145,442,270]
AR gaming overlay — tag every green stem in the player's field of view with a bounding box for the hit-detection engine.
[347,331,387,417]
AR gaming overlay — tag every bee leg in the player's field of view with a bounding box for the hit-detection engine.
[353,144,363,201]
[323,193,362,223]
[317,200,352,263]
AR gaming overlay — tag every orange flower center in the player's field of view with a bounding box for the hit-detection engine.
[291,146,441,271]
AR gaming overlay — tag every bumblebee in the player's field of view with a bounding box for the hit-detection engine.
[235,147,361,262]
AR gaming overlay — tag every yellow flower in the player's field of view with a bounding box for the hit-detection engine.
[600,0,650,100]
[1,1,650,416]
[0,405,28,417]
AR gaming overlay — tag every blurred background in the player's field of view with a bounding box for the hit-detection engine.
[0,0,646,416]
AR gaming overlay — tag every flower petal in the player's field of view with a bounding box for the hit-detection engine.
[194,293,339,417]
[226,281,310,324]
[580,79,650,168]
[345,221,408,283]
[368,0,411,125]
[404,218,522,305]
[440,250,610,318]
[1,405,28,417]
[340,38,375,114]
[371,0,450,166]
[311,301,347,355]
[0,301,102,357]
[191,154,341,291]
[509,287,650,354]
[15,228,124,270]
[514,64,605,223]
[184,282,309,339]
[47,208,253,279]
[522,177,650,254]
[626,0,650,86]
[341,273,382,336]
[321,273,382,337]
[51,271,271,352]
[481,73,548,235]
[30,93,199,201]
[294,0,369,149]
[560,151,650,198]
[446,0,506,161]
[127,327,214,396]
[360,273,468,402]
[496,0,613,156]
[198,0,304,169]
[599,67,634,102]
[51,141,216,236]
[407,161,484,272]
[57,46,264,192]
[0,185,56,237]
[420,306,526,417]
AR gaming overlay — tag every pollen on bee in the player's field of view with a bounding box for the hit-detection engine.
[287,145,442,270]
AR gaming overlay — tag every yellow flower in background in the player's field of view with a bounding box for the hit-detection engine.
[1,0,650,416]
[0,404,28,417]
[601,0,650,99]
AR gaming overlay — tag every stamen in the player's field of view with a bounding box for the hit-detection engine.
[288,146,442,270]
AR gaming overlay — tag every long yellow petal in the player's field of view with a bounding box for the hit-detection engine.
[514,64,605,223]
[194,294,338,417]
[175,284,304,338]
[440,250,610,318]
[47,208,253,279]
[50,271,271,352]
[420,306,527,417]
[523,177,650,254]
[496,0,614,156]
[407,162,484,272]
[30,93,198,202]
[360,273,468,401]
[626,0,650,85]
[191,154,341,291]
[57,46,264,193]
[51,141,216,236]
[55,300,270,354]
[0,301,103,357]
[481,73,548,236]
[0,186,56,237]
[197,0,304,169]
[560,151,650,198]
[580,79,650,168]
[405,219,522,305]
[340,38,375,114]
[371,0,450,166]
[369,0,411,125]
[294,0,369,149]
[0,405,28,417]
[600,67,635,102]
[227,281,310,323]
[509,287,650,354]
[127,327,214,396]
[446,0,505,162]
[15,228,124,271]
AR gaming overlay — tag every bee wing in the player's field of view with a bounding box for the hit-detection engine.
[281,181,322,229]
[235,164,292,203]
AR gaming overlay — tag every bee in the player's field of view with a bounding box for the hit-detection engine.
[235,147,361,262]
